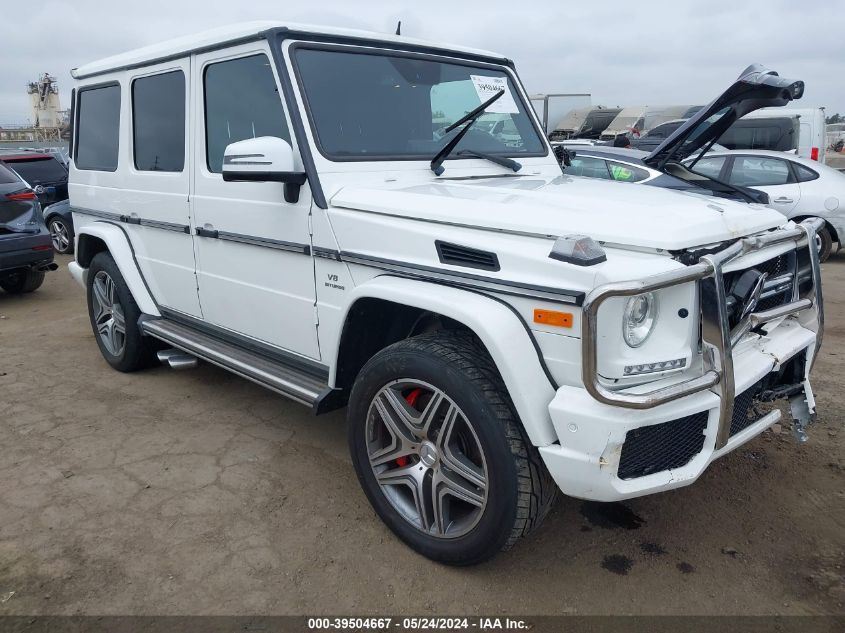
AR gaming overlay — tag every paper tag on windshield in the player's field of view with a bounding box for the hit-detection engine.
[470,75,519,114]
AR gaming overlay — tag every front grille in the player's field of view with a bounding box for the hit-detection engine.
[729,380,767,436]
[724,250,797,327]
[618,413,709,480]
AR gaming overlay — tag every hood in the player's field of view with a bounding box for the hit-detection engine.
[644,64,804,168]
[330,175,786,251]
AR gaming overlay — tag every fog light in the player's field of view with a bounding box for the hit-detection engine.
[623,358,687,376]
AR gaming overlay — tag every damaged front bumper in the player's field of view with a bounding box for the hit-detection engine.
[539,219,824,501]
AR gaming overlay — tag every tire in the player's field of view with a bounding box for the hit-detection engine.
[86,251,156,372]
[347,330,556,565]
[48,216,74,254]
[0,269,45,294]
[816,224,833,263]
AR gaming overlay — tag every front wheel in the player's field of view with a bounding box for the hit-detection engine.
[347,331,556,565]
[48,216,74,254]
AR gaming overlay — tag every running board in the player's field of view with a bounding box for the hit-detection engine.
[140,318,329,407]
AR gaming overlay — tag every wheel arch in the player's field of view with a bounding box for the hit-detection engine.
[792,214,839,243]
[75,223,160,316]
[330,275,558,446]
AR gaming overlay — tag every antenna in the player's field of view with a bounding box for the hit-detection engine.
[395,20,401,35]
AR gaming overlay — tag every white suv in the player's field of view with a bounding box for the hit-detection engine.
[67,22,824,564]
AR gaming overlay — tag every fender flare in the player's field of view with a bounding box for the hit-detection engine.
[75,222,160,317]
[333,275,558,447]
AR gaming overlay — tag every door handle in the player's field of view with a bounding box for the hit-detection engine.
[195,226,219,238]
[774,197,793,203]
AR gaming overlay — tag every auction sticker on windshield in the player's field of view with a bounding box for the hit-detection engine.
[470,75,519,113]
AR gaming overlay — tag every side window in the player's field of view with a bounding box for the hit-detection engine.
[691,156,726,179]
[76,85,121,171]
[607,161,650,182]
[204,54,290,173]
[132,71,186,172]
[794,163,819,183]
[567,156,611,179]
[729,156,791,186]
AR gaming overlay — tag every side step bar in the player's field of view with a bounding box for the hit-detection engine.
[140,318,329,407]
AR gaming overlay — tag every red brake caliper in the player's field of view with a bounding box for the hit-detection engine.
[395,388,424,467]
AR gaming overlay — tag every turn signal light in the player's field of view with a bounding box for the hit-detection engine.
[623,358,687,376]
[533,309,573,328]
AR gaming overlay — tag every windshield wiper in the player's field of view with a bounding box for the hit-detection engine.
[430,89,504,176]
[456,149,521,173]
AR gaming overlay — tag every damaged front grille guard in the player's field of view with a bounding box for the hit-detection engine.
[581,218,824,449]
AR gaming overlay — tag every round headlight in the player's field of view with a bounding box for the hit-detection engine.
[623,292,658,348]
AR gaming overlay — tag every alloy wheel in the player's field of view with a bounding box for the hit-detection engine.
[365,379,488,539]
[49,219,70,253]
[92,270,126,357]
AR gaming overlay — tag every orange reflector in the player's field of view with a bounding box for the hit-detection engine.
[533,309,573,328]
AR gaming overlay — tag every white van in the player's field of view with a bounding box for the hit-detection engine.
[719,107,827,163]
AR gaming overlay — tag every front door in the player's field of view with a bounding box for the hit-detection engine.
[190,44,319,359]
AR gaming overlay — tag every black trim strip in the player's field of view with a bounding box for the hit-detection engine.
[160,307,329,380]
[341,251,585,306]
[216,230,311,255]
[72,206,191,234]
[312,246,342,261]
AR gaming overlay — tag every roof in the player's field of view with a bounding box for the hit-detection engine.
[72,21,508,79]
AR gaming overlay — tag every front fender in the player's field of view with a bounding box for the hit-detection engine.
[334,275,558,447]
[74,221,160,317]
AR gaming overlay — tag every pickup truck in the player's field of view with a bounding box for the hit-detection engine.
[67,22,824,564]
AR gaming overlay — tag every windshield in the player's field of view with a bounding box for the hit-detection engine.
[293,46,546,161]
[4,157,67,184]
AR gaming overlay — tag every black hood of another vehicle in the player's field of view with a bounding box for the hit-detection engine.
[643,64,803,168]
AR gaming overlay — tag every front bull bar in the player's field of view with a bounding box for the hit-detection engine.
[581,218,824,450]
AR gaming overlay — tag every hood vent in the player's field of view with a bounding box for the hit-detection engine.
[435,240,500,271]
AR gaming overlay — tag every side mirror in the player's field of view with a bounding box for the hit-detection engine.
[222,137,307,204]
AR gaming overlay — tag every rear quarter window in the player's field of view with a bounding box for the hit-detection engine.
[76,84,121,171]
[0,163,21,184]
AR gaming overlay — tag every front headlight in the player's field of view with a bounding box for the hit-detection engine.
[623,292,658,348]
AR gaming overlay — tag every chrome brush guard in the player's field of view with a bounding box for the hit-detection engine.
[581,218,824,449]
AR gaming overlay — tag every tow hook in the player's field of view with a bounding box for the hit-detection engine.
[789,390,816,443]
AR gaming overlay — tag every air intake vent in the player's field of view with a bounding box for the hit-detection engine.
[435,241,500,271]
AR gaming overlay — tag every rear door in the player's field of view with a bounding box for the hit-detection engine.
[726,154,801,214]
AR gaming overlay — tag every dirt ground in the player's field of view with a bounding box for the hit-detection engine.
[0,253,842,617]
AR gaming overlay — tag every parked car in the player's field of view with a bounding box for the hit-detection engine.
[549,106,621,141]
[629,119,688,152]
[43,198,74,254]
[0,150,69,206]
[559,145,767,203]
[68,25,823,565]
[718,107,827,163]
[686,150,845,260]
[599,105,648,140]
[0,161,56,294]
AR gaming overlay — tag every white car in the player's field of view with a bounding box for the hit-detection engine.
[66,24,824,564]
[689,150,845,260]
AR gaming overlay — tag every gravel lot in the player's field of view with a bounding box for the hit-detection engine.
[0,253,843,616]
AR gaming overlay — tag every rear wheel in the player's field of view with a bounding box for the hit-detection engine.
[0,269,45,294]
[816,225,833,263]
[347,331,556,565]
[86,252,155,372]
